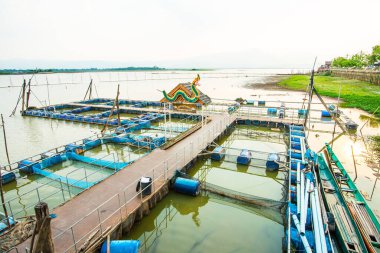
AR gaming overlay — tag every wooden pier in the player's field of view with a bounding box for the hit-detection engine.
[16,113,236,252]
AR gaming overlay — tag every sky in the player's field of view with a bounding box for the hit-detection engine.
[0,0,379,69]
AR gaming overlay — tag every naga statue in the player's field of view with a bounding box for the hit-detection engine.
[162,74,201,103]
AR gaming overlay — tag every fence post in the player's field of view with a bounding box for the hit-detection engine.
[59,179,66,202]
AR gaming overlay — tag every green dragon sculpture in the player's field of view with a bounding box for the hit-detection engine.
[163,74,200,103]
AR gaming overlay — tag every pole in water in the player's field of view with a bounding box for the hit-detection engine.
[21,79,26,114]
[351,145,358,182]
[1,114,11,164]
[0,170,11,228]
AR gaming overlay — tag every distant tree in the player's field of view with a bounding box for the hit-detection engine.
[368,45,380,65]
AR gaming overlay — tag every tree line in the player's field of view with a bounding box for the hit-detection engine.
[332,44,380,68]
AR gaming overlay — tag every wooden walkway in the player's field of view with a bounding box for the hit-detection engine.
[16,113,236,252]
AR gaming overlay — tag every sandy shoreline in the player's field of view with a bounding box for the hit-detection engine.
[243,75,293,91]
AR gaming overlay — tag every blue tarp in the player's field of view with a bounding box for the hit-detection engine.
[66,152,129,170]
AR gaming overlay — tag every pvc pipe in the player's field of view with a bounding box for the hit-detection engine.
[310,192,322,253]
[313,188,328,252]
[292,214,313,253]
[296,162,301,213]
[300,137,306,164]
[301,178,310,233]
[300,170,305,234]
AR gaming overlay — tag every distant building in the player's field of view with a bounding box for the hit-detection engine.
[317,61,332,72]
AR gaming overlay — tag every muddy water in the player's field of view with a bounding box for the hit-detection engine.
[0,69,379,242]
[125,192,284,253]
[124,125,287,252]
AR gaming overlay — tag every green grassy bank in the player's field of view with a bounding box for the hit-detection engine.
[278,75,380,118]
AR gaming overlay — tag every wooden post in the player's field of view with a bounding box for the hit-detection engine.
[30,202,55,253]
[116,84,121,126]
[1,114,11,164]
[351,145,358,182]
[21,79,26,114]
[83,79,93,101]
[26,78,32,109]
[0,171,11,228]
[101,85,121,133]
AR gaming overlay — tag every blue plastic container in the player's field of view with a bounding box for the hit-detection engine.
[237,149,252,165]
[174,177,200,196]
[100,240,140,253]
[211,146,225,161]
[266,153,280,171]
[321,110,331,117]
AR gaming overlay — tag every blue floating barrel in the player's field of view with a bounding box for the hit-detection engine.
[266,153,280,171]
[291,142,301,150]
[298,109,307,116]
[258,100,265,106]
[290,171,297,184]
[1,170,16,185]
[321,110,331,117]
[291,137,301,143]
[328,104,335,111]
[290,185,296,202]
[211,146,225,161]
[100,240,140,253]
[18,159,40,173]
[290,125,304,131]
[287,203,312,228]
[267,108,277,115]
[65,144,84,154]
[290,160,305,170]
[174,177,200,196]
[290,131,305,137]
[0,216,16,234]
[237,149,252,165]
[289,151,302,160]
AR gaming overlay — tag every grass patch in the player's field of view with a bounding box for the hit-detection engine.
[278,75,380,117]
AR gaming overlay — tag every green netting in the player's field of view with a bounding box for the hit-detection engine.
[201,181,287,209]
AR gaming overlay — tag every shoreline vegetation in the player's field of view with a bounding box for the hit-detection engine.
[277,74,380,118]
[0,67,215,75]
